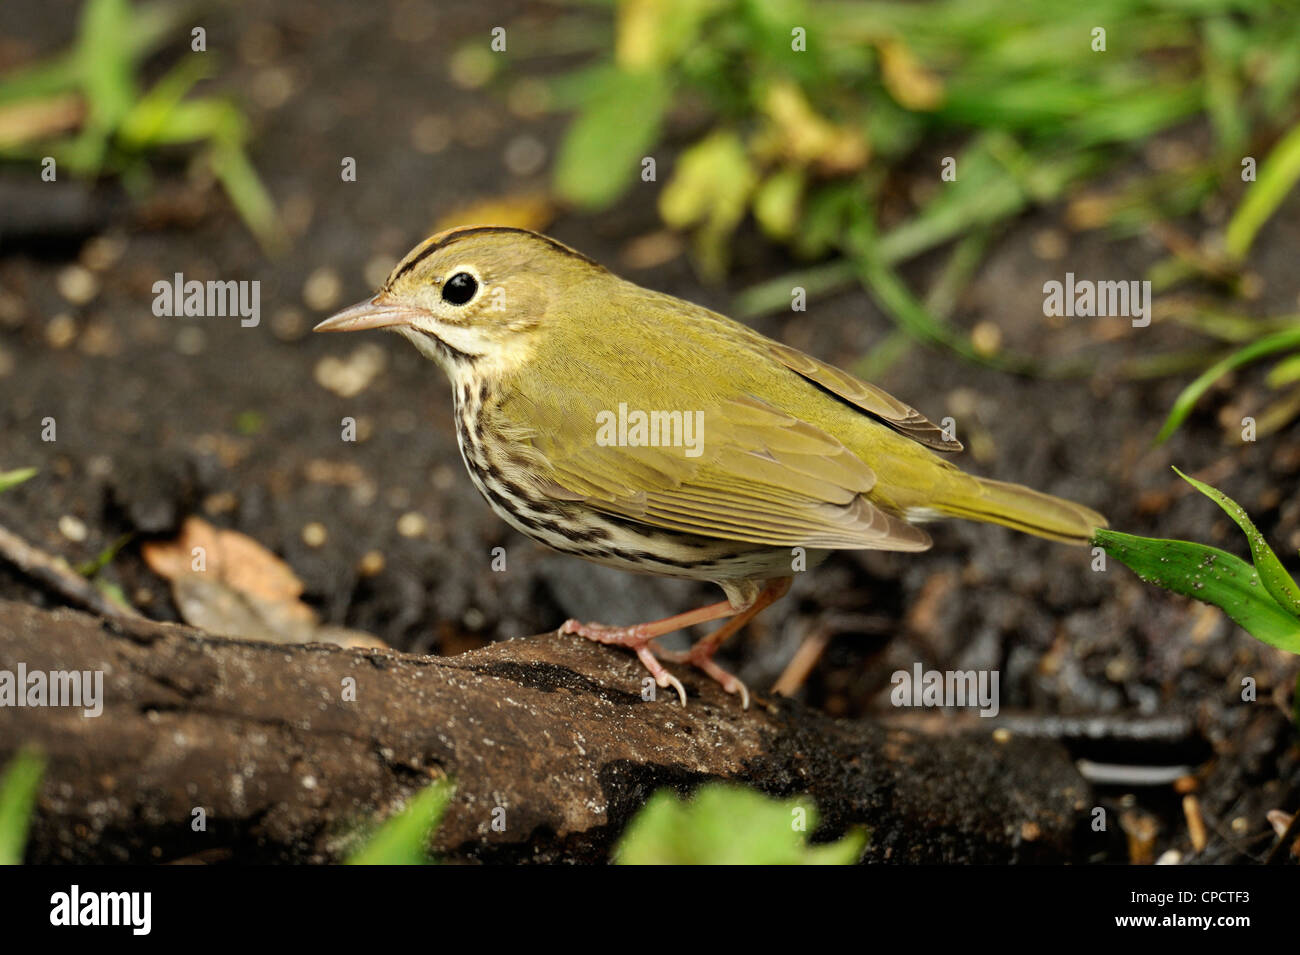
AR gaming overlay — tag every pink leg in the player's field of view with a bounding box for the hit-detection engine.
[560,599,740,706]
[659,578,792,709]
[561,578,792,709]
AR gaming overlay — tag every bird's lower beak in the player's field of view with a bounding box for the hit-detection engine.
[313,295,422,333]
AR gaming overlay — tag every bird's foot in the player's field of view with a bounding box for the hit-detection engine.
[658,643,750,710]
[559,619,687,706]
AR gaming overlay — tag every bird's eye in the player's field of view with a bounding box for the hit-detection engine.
[442,272,478,306]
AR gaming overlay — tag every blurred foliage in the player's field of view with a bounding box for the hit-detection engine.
[1095,469,1300,654]
[0,748,45,866]
[345,778,453,865]
[1155,323,1300,442]
[0,0,284,252]
[342,777,864,865]
[485,0,1300,409]
[614,783,867,864]
[0,468,38,493]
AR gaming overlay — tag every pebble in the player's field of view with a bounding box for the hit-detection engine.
[57,265,99,305]
[175,326,207,356]
[1031,228,1067,261]
[271,307,307,341]
[504,134,547,177]
[411,114,451,154]
[303,267,343,311]
[45,314,77,348]
[58,515,88,542]
[358,550,386,576]
[970,320,1001,356]
[80,235,127,272]
[301,522,328,547]
[396,511,427,538]
[312,343,387,397]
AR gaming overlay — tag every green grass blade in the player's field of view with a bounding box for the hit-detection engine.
[1154,325,1300,443]
[1172,467,1300,619]
[1225,120,1300,261]
[209,141,286,255]
[345,779,452,865]
[1094,528,1300,654]
[0,468,38,493]
[0,748,46,865]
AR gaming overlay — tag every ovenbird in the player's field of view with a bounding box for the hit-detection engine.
[315,226,1105,707]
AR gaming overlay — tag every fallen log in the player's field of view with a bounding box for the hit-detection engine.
[0,599,1092,863]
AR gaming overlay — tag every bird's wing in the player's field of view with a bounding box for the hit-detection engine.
[765,341,962,452]
[498,389,931,552]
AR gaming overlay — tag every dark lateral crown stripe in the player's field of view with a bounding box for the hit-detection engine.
[391,227,600,283]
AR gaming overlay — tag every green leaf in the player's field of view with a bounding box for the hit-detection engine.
[1225,120,1300,262]
[1094,528,1300,655]
[1266,351,1300,388]
[614,783,867,865]
[1172,468,1300,620]
[346,779,452,865]
[0,468,38,493]
[554,67,671,210]
[0,748,46,866]
[209,141,286,256]
[1154,325,1300,443]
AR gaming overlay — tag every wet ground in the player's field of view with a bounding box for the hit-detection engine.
[1,0,1297,863]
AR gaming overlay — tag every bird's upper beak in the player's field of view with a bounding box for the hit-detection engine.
[313,294,423,333]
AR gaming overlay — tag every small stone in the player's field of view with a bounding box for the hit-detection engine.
[302,522,328,547]
[202,492,239,516]
[1031,229,1068,261]
[57,265,99,306]
[396,511,427,538]
[303,267,343,311]
[251,67,294,110]
[313,343,387,398]
[504,134,547,177]
[46,313,79,348]
[358,550,386,576]
[971,321,1001,356]
[80,235,127,272]
[411,114,451,154]
[58,515,88,542]
[271,307,307,342]
[991,728,1012,744]
[175,326,207,356]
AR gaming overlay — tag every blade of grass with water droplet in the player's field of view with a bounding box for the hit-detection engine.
[1173,467,1300,620]
[1094,528,1300,654]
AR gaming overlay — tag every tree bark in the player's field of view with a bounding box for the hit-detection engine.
[0,599,1091,863]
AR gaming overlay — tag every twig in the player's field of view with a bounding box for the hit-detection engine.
[0,523,140,620]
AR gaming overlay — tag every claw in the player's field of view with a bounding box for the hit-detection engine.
[664,672,687,708]
[562,618,686,705]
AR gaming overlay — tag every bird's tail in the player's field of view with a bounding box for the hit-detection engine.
[931,476,1106,544]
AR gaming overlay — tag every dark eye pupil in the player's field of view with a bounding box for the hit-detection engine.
[442,272,477,305]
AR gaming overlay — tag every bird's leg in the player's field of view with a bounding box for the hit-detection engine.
[559,599,741,706]
[659,578,792,710]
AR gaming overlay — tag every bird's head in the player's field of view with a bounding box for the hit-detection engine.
[314,226,605,378]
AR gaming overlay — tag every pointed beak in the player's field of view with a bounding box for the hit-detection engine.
[313,295,423,333]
